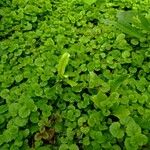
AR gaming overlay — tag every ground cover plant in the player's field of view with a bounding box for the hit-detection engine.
[0,0,150,149]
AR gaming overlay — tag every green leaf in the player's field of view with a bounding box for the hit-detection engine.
[59,144,69,150]
[90,130,106,143]
[30,112,39,123]
[109,74,128,92]
[14,117,28,127]
[3,125,19,143]
[0,115,5,125]
[65,79,77,87]
[69,144,79,150]
[83,0,97,5]
[57,52,70,77]
[116,11,150,38]
[125,137,138,150]
[89,71,102,88]
[78,116,88,126]
[18,105,30,118]
[91,90,107,108]
[138,13,150,31]
[126,120,141,136]
[117,11,135,25]
[131,134,148,146]
[25,98,37,112]
[42,105,52,118]
[114,21,143,38]
[113,105,130,123]
[35,57,44,67]
[109,122,124,138]
[8,103,20,117]
[0,104,8,114]
[83,136,90,146]
[134,116,150,129]
[80,126,90,134]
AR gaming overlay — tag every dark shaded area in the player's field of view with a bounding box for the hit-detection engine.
[142,143,150,150]
[47,77,56,87]
[94,69,103,75]
[132,67,141,80]
[0,98,6,105]
[105,91,110,97]
[116,138,125,149]
[19,51,33,58]
[123,7,132,11]
[87,18,99,26]
[86,52,91,56]
[74,3,84,8]
[28,134,35,148]
[32,21,38,31]
[0,30,15,41]
[80,88,91,96]
[64,44,69,48]
[36,11,51,21]
[106,66,115,73]
[7,78,28,90]
[51,1,58,11]
[106,115,119,122]
[74,134,84,150]
[35,38,42,48]
[112,5,120,9]
[88,88,99,95]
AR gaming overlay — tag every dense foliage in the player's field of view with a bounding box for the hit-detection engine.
[0,0,150,149]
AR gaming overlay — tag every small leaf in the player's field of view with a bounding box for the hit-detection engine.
[59,144,69,150]
[18,105,30,118]
[131,134,148,146]
[83,136,90,146]
[134,116,150,129]
[91,90,107,108]
[30,112,39,123]
[69,144,79,150]
[125,137,138,150]
[0,104,8,114]
[9,103,20,117]
[80,126,90,134]
[126,120,141,136]
[109,74,128,92]
[109,122,124,138]
[14,117,28,127]
[3,125,19,143]
[90,130,106,143]
[113,105,130,122]
[0,116,5,124]
[89,71,102,88]
[65,79,77,87]
[57,52,70,77]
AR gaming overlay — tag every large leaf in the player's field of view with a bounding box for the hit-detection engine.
[57,52,70,77]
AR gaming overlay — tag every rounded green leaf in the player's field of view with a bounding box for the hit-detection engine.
[109,122,124,138]
[14,117,28,127]
[59,144,69,150]
[69,144,79,150]
[18,105,30,118]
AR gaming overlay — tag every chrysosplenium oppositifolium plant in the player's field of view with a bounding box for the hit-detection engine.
[0,0,150,150]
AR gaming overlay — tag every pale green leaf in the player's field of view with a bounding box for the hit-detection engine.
[57,52,70,77]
